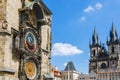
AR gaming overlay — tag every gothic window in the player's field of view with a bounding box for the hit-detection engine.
[33,3,43,20]
[93,50,96,56]
[46,29,49,50]
[111,46,114,53]
[101,63,107,69]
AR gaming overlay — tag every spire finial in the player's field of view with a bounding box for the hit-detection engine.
[110,21,118,41]
[92,27,98,45]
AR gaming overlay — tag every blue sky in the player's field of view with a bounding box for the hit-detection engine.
[42,0,120,74]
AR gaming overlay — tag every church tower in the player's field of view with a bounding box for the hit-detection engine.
[0,0,52,80]
[89,28,101,73]
[107,22,120,69]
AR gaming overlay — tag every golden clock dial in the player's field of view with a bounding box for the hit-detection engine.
[25,61,37,79]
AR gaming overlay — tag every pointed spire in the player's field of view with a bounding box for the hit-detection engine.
[110,22,118,41]
[92,28,99,45]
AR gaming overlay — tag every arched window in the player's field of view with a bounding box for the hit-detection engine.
[33,3,44,20]
[101,63,107,69]
[93,50,96,56]
[111,46,114,53]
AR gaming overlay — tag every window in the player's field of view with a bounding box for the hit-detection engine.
[93,50,96,56]
[111,46,114,53]
[101,63,107,69]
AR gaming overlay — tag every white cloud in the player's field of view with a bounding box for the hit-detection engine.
[95,2,103,10]
[83,2,103,13]
[80,16,86,22]
[84,5,94,13]
[63,62,67,67]
[52,43,83,56]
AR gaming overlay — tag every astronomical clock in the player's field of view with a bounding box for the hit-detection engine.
[18,0,42,79]
[0,0,52,80]
[24,29,37,53]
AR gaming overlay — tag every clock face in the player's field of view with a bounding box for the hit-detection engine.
[25,61,37,79]
[25,31,37,52]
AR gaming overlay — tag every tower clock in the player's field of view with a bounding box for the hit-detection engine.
[24,29,37,53]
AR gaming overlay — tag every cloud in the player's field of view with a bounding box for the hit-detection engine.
[95,2,103,10]
[84,5,94,13]
[52,43,83,56]
[80,16,86,22]
[63,62,67,67]
[83,2,103,13]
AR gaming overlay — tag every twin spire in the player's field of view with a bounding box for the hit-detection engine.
[91,22,118,46]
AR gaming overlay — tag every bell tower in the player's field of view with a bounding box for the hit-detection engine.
[107,22,120,68]
[0,0,52,80]
[89,28,101,73]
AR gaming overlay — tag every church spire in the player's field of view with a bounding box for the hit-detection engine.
[92,28,99,45]
[110,22,118,41]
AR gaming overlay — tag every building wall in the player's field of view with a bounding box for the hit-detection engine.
[62,71,79,80]
[41,24,52,79]
[98,70,120,80]
[54,77,61,80]
[0,0,22,80]
[0,0,53,80]
[6,0,22,32]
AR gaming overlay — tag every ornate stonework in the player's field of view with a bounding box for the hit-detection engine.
[0,0,53,80]
[89,25,120,74]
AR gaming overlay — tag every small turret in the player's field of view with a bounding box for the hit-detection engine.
[89,28,101,73]
[90,28,101,48]
[92,28,99,45]
[107,22,119,45]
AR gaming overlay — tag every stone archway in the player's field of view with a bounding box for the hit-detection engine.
[32,3,44,20]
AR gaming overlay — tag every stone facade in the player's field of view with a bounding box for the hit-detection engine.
[89,23,120,79]
[0,0,53,80]
[79,72,97,80]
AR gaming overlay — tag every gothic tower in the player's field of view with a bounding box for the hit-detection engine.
[0,0,52,80]
[107,22,120,69]
[97,44,108,71]
[89,28,101,73]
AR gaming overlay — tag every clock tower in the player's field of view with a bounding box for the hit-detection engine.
[0,0,53,80]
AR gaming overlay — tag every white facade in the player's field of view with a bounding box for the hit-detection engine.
[62,70,79,80]
[54,77,62,80]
